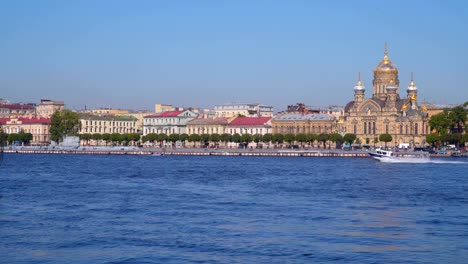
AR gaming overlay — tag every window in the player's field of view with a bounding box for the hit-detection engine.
[415,123,418,135]
[364,122,367,134]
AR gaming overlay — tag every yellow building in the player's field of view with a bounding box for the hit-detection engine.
[343,45,429,147]
[79,114,138,134]
[272,113,336,135]
[0,117,51,145]
[35,99,65,118]
[155,104,174,114]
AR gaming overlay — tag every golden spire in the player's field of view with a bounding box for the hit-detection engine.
[407,72,417,90]
[383,42,389,64]
[357,72,362,86]
[421,104,427,111]
[402,102,407,110]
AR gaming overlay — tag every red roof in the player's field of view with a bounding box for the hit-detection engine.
[228,117,271,126]
[144,110,183,118]
[0,117,51,125]
[0,104,35,110]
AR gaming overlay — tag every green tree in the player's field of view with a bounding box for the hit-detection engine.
[429,112,450,135]
[317,133,329,149]
[240,133,252,146]
[50,110,81,142]
[127,133,141,145]
[283,134,296,145]
[220,133,232,147]
[426,133,440,147]
[101,133,111,145]
[188,134,201,147]
[262,133,272,144]
[329,133,343,149]
[210,133,221,144]
[110,133,121,145]
[306,134,317,147]
[232,133,241,143]
[91,133,101,145]
[7,133,19,145]
[447,105,467,133]
[18,131,33,145]
[295,133,307,147]
[379,133,393,147]
[179,133,189,143]
[0,128,7,147]
[272,134,284,145]
[252,134,262,143]
[168,134,180,143]
[343,133,356,144]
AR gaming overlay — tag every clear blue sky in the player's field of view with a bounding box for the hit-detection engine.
[1,0,467,111]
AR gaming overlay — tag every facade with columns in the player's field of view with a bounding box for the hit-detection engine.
[342,46,429,147]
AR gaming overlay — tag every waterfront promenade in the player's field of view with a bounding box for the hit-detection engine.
[3,146,373,157]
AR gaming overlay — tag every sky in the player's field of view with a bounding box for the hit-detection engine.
[1,0,467,112]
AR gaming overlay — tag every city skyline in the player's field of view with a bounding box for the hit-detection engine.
[1,1,467,111]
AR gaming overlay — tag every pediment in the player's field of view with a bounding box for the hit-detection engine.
[358,99,382,114]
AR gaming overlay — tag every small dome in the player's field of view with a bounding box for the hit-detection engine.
[407,74,418,91]
[353,73,365,92]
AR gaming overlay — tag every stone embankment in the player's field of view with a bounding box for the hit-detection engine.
[3,148,371,157]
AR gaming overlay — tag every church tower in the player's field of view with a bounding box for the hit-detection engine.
[373,43,399,101]
[407,72,418,110]
[353,72,365,107]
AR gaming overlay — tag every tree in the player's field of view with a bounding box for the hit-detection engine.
[429,112,450,135]
[101,133,111,145]
[379,133,393,147]
[92,133,101,145]
[240,133,252,147]
[127,133,141,145]
[283,134,296,145]
[110,133,121,145]
[426,133,440,147]
[220,133,232,147]
[306,134,317,147]
[232,133,241,143]
[0,128,7,147]
[272,134,284,145]
[210,133,220,145]
[262,133,272,144]
[7,133,19,145]
[252,134,263,144]
[447,105,467,133]
[343,133,356,145]
[179,133,189,144]
[295,133,307,147]
[168,134,180,144]
[317,133,329,149]
[328,133,343,149]
[188,134,200,147]
[200,134,210,146]
[50,110,81,142]
[18,131,33,145]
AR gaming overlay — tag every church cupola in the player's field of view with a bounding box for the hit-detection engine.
[407,72,418,110]
[354,72,365,105]
[373,43,400,101]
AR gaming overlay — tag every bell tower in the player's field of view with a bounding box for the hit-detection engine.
[373,43,399,101]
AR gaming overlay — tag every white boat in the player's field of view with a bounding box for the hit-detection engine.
[367,148,430,162]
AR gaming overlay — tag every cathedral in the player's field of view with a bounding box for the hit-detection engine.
[342,45,429,147]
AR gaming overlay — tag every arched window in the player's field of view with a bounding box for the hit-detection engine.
[415,123,418,135]
[364,122,367,134]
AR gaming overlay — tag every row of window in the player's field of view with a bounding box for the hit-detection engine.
[145,118,183,124]
[353,122,428,135]
[84,120,135,126]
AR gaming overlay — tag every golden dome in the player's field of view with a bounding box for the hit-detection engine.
[374,44,398,74]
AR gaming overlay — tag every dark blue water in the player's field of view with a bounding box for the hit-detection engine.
[1,154,467,264]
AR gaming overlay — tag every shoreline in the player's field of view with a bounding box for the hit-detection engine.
[1,147,451,158]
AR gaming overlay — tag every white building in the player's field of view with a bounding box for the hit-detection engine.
[214,103,274,118]
[143,110,197,135]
